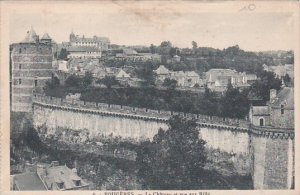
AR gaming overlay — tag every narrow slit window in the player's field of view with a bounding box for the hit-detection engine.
[281,104,284,115]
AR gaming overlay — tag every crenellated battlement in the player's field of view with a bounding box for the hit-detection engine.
[32,94,250,131]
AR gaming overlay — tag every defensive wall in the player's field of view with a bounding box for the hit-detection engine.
[31,94,294,189]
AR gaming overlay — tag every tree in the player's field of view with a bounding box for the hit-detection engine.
[220,82,249,118]
[82,71,93,88]
[58,48,70,60]
[135,61,156,86]
[136,116,207,189]
[192,41,198,50]
[45,76,60,90]
[162,78,177,89]
[283,74,291,86]
[250,70,281,102]
[65,74,82,88]
[160,41,172,48]
[97,76,119,89]
[150,44,156,54]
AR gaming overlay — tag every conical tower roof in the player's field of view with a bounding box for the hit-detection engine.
[22,27,38,43]
[41,32,52,40]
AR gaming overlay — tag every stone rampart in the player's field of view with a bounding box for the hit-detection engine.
[32,94,295,189]
[32,94,250,130]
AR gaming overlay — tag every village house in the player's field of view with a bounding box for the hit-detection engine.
[153,65,203,88]
[205,68,251,92]
[115,48,161,63]
[249,87,294,128]
[11,161,89,191]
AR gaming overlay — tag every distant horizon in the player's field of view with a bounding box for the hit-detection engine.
[10,28,294,53]
[8,2,296,52]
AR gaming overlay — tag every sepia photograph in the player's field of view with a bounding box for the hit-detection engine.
[0,1,299,194]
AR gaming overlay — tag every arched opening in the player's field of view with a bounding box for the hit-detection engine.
[259,118,264,126]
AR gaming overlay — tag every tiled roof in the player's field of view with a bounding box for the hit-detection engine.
[43,165,88,190]
[13,172,47,191]
[185,71,199,77]
[116,69,130,78]
[270,87,294,109]
[73,35,110,43]
[155,65,169,75]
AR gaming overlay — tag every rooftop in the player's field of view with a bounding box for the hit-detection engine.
[13,172,47,191]
[270,87,294,109]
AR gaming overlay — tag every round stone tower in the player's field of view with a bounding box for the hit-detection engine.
[250,87,294,189]
[10,28,53,112]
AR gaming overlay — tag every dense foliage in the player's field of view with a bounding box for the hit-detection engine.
[97,76,120,89]
[249,71,282,102]
[64,71,93,88]
[55,48,70,60]
[136,116,208,189]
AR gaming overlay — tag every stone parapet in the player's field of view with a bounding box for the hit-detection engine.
[32,94,250,131]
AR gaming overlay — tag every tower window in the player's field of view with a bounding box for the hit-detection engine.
[19,48,22,53]
[34,79,38,87]
[19,64,22,70]
[259,118,264,126]
[18,79,22,85]
[281,104,284,114]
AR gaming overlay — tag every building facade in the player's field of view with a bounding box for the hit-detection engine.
[69,32,110,51]
[10,28,53,112]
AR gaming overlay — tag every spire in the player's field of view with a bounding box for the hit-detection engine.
[41,33,51,40]
[22,27,38,43]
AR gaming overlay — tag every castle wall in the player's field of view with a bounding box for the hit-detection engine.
[199,127,249,155]
[33,106,168,141]
[270,108,294,129]
[31,95,294,189]
[250,128,294,189]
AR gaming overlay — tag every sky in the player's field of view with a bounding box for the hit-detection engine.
[8,2,296,52]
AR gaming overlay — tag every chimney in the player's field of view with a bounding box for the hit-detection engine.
[270,89,277,102]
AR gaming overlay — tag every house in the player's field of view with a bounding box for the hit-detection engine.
[154,65,170,82]
[154,65,202,87]
[249,87,294,128]
[57,60,69,72]
[246,74,258,84]
[205,68,250,92]
[11,161,89,191]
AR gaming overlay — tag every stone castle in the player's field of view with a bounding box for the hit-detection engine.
[31,87,294,189]
[9,28,295,190]
[10,28,53,112]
